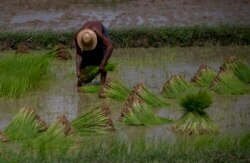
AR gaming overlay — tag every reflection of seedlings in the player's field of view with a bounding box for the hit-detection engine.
[221,56,250,83]
[48,44,72,60]
[101,77,131,101]
[4,108,47,141]
[211,69,249,95]
[79,63,116,84]
[71,106,115,136]
[191,64,217,87]
[120,92,172,126]
[173,90,218,135]
[133,83,170,108]
[161,75,195,99]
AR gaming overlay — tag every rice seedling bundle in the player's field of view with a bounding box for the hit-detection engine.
[0,132,8,142]
[172,90,218,135]
[47,44,72,60]
[210,69,250,95]
[4,108,47,141]
[25,118,73,158]
[221,56,250,83]
[71,106,115,136]
[132,83,170,108]
[191,64,217,87]
[161,75,195,99]
[101,77,131,101]
[77,85,101,93]
[79,63,116,84]
[0,54,50,98]
[120,92,172,126]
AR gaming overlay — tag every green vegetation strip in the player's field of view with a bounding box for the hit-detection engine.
[1,25,250,49]
[0,54,51,98]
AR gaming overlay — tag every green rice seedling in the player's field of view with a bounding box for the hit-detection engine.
[71,106,115,136]
[210,68,250,95]
[79,63,116,84]
[133,83,170,108]
[120,92,172,126]
[161,75,196,99]
[77,85,101,93]
[221,56,250,83]
[0,54,51,98]
[24,116,73,159]
[172,90,218,135]
[191,64,217,87]
[101,77,131,101]
[4,108,47,141]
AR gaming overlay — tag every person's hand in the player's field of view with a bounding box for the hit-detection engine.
[77,70,81,78]
[99,64,105,72]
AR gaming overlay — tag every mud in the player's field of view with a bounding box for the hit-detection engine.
[0,0,250,31]
[0,46,249,139]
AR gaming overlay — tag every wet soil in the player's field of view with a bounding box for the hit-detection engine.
[0,46,249,139]
[0,0,250,31]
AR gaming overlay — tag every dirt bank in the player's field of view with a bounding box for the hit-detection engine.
[0,0,250,31]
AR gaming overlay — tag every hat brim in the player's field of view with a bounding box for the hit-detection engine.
[77,29,97,51]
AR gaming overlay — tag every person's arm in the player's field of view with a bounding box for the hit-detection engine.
[91,27,113,71]
[74,37,82,77]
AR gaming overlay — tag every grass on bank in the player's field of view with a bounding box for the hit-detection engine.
[0,53,52,98]
[1,25,250,49]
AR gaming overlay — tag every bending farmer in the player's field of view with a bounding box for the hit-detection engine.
[74,21,113,86]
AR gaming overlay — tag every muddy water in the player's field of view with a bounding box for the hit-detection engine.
[0,46,249,139]
[0,0,250,31]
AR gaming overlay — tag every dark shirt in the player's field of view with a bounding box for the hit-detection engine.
[75,23,109,69]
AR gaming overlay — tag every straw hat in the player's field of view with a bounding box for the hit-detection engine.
[77,29,97,51]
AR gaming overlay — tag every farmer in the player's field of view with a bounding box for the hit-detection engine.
[74,21,113,87]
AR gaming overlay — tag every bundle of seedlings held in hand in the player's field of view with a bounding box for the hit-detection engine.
[161,75,195,99]
[210,68,249,95]
[132,83,170,108]
[221,56,250,83]
[191,64,217,87]
[47,44,72,60]
[99,77,131,101]
[79,63,116,84]
[25,115,74,157]
[71,106,115,136]
[4,107,47,141]
[120,91,172,126]
[172,90,218,135]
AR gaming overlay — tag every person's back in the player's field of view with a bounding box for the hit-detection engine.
[74,21,113,93]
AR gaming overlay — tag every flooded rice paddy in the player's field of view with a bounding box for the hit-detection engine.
[0,46,249,140]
